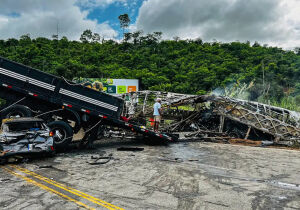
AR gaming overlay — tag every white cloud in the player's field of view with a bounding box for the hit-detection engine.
[0,0,118,40]
[136,0,300,49]
[76,0,127,9]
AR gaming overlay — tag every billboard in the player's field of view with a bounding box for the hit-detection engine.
[73,78,139,94]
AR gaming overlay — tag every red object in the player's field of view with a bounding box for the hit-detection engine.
[103,115,108,119]
[7,85,12,89]
[33,94,38,97]
[121,116,129,122]
[50,146,54,151]
[67,104,72,108]
[149,118,154,126]
[85,110,91,114]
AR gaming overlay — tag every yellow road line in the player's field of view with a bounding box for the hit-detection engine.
[1,166,94,210]
[11,165,124,210]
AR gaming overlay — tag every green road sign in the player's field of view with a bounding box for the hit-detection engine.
[117,85,126,94]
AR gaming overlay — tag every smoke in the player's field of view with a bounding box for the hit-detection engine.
[211,81,253,100]
[211,81,300,127]
[211,87,225,97]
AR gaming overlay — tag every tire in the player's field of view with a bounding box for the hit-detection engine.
[47,121,73,148]
[1,105,32,119]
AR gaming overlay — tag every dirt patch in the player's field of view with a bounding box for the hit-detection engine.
[229,139,262,146]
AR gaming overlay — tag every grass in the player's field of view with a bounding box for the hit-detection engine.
[260,96,300,112]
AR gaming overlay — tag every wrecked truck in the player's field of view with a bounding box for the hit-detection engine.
[0,118,54,163]
[0,56,175,155]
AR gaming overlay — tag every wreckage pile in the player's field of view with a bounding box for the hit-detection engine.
[123,91,300,146]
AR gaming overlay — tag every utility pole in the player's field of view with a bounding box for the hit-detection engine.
[56,20,59,40]
[262,60,265,96]
[51,20,59,40]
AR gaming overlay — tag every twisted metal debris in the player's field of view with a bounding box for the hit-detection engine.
[123,91,300,146]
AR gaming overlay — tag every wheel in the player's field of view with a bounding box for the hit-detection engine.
[47,121,73,148]
[1,105,32,119]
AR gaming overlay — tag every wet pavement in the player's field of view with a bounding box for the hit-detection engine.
[1,139,300,210]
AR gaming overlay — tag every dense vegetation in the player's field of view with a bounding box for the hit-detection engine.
[0,31,300,110]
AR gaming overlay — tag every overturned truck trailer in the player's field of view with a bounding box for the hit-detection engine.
[0,56,175,159]
[123,91,300,146]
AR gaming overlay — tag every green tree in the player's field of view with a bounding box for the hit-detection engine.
[92,33,101,43]
[0,30,300,111]
[80,29,93,43]
[118,14,130,40]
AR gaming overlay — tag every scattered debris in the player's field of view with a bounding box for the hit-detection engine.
[87,153,113,165]
[123,91,300,147]
[261,141,275,146]
[0,178,11,182]
[158,157,184,163]
[188,159,199,162]
[117,147,144,152]
[38,165,53,169]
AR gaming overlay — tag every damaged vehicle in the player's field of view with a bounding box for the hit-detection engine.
[122,91,300,146]
[0,118,54,163]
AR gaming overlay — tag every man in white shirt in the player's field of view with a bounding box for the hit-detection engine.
[153,98,162,132]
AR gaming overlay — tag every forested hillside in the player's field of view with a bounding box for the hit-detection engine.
[0,31,300,109]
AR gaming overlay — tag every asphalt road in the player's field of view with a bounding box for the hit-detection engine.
[1,139,300,210]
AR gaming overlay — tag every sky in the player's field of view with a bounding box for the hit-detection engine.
[0,0,300,49]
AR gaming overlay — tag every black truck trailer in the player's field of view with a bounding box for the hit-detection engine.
[0,56,175,148]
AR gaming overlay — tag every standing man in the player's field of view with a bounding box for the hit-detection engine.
[153,98,162,132]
